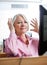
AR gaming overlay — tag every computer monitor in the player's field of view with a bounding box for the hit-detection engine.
[38,5,47,55]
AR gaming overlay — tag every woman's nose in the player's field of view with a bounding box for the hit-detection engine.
[21,22,25,26]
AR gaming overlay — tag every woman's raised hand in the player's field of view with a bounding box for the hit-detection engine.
[8,18,15,32]
[30,18,39,33]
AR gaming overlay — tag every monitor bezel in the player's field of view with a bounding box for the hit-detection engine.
[38,5,47,55]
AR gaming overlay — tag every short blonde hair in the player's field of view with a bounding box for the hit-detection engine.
[12,14,28,24]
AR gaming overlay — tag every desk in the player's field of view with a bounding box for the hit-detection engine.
[0,56,47,65]
[0,53,8,57]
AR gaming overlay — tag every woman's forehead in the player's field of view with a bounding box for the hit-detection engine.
[13,14,28,24]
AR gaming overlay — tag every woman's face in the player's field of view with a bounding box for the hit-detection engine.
[13,16,29,35]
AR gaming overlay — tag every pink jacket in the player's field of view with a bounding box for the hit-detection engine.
[4,32,39,57]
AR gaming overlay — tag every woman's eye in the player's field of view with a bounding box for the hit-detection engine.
[17,21,22,24]
[17,21,27,24]
[24,21,27,23]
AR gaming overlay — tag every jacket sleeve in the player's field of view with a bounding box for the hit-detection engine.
[32,37,39,55]
[4,31,18,56]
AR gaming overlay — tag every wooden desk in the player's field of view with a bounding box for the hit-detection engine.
[0,53,8,57]
[0,56,47,65]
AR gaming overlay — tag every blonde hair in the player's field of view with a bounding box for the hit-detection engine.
[12,14,28,24]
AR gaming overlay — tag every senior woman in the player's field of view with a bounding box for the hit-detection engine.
[4,14,39,57]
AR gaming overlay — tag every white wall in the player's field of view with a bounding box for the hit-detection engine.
[0,0,43,2]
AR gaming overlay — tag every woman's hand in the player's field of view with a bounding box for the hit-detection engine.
[8,18,15,32]
[30,18,39,33]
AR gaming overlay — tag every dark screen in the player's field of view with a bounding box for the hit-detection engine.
[38,5,47,55]
[43,15,47,41]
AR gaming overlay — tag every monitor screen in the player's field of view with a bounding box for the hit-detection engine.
[38,5,47,55]
[43,15,47,41]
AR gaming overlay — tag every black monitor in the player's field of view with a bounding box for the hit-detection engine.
[38,5,47,55]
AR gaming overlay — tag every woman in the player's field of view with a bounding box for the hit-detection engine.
[4,14,39,57]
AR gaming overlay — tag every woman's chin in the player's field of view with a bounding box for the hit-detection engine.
[20,30,27,33]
